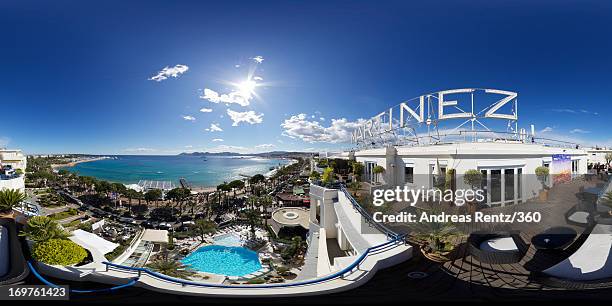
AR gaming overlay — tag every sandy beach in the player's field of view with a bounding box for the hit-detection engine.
[51,156,109,169]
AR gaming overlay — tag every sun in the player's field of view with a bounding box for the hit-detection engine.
[237,79,257,97]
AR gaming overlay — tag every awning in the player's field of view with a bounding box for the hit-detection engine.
[141,229,169,243]
[70,229,119,255]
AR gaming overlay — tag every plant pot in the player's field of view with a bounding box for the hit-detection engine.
[0,211,15,219]
[538,189,549,202]
[420,245,451,263]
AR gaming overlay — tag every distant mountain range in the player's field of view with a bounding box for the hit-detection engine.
[178,151,311,157]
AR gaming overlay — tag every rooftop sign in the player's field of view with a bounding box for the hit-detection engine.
[351,88,518,144]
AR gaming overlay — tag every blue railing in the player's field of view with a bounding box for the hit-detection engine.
[101,233,406,290]
[339,186,400,240]
[27,261,139,294]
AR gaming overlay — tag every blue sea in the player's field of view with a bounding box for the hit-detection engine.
[62,155,291,187]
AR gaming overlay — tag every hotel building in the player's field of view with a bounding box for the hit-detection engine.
[0,149,26,192]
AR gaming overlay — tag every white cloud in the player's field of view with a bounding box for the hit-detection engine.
[234,64,240,68]
[255,143,275,149]
[251,56,264,64]
[199,108,213,113]
[182,115,196,121]
[208,145,248,153]
[226,109,264,126]
[281,113,366,143]
[212,138,224,142]
[149,64,189,82]
[124,147,156,153]
[540,126,553,133]
[570,128,590,134]
[184,145,193,148]
[200,88,252,107]
[552,108,599,116]
[320,117,325,121]
[205,123,223,132]
[253,76,263,81]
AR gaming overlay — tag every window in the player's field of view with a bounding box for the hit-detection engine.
[505,169,514,201]
[490,170,502,204]
[517,168,522,202]
[480,169,488,204]
[404,166,414,184]
[572,160,579,173]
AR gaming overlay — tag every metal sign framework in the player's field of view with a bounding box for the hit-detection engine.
[351,88,520,150]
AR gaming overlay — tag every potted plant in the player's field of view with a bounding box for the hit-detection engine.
[372,165,385,185]
[0,189,27,219]
[321,167,335,186]
[408,211,459,263]
[463,169,483,213]
[351,161,364,182]
[535,166,550,201]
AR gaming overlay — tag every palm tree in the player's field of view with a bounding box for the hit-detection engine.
[194,219,217,242]
[243,208,261,238]
[146,258,196,279]
[407,210,458,253]
[20,216,71,243]
[0,188,27,216]
[258,194,274,227]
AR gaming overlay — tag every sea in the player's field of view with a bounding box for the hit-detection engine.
[61,155,292,188]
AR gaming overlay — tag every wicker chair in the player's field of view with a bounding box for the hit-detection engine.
[468,231,529,264]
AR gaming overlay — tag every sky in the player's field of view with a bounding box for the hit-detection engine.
[1,0,611,155]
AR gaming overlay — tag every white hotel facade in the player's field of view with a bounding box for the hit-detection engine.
[351,142,587,207]
[0,149,27,192]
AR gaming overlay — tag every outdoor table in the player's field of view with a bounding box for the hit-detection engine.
[531,226,577,250]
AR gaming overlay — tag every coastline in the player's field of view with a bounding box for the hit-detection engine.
[58,156,298,192]
[51,156,109,170]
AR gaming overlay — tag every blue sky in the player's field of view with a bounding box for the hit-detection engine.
[1,0,611,155]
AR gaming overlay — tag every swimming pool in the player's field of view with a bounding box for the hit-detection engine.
[213,233,243,247]
[181,245,262,276]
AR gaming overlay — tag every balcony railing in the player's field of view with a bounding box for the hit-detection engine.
[345,130,584,151]
[339,186,400,241]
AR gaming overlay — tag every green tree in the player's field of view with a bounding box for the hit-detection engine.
[351,162,364,182]
[145,189,163,207]
[535,166,550,190]
[0,189,27,214]
[146,258,196,279]
[322,167,335,185]
[463,169,482,190]
[243,209,261,237]
[166,187,191,213]
[606,153,612,167]
[32,239,88,266]
[228,179,245,198]
[373,165,385,184]
[20,216,71,243]
[309,171,320,180]
[193,219,217,242]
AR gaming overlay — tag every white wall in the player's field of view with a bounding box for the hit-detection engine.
[0,176,25,192]
[353,142,589,206]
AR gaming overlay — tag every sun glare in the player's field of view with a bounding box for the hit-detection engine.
[237,79,257,97]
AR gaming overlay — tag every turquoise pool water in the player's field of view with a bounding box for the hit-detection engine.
[213,233,243,247]
[181,245,262,276]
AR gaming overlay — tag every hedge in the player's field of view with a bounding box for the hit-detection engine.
[32,239,88,266]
